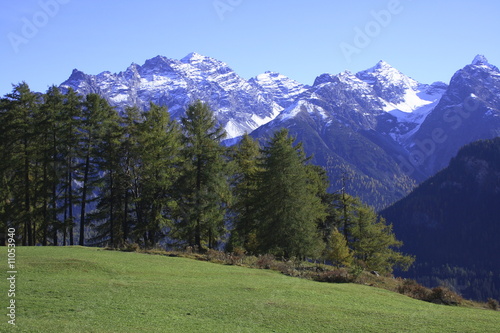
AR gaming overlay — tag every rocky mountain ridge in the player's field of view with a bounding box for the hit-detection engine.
[60,54,500,208]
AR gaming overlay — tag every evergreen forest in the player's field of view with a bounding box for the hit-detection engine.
[0,83,414,274]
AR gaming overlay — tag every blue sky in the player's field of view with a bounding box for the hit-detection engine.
[1,0,500,95]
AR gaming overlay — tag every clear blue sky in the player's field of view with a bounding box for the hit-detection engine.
[2,0,500,95]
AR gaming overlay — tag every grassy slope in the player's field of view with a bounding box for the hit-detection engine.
[1,247,498,333]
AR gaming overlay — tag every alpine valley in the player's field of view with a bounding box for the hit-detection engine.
[60,53,500,209]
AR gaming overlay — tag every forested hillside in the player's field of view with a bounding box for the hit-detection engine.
[381,138,500,301]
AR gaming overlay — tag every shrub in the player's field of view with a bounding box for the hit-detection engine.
[487,298,499,311]
[314,268,354,283]
[397,279,431,301]
[206,249,228,263]
[427,286,463,306]
[123,243,140,252]
[256,254,275,269]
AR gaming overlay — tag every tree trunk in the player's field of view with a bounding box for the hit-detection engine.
[24,138,32,246]
[79,151,91,246]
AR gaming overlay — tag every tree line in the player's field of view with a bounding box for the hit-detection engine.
[0,83,413,274]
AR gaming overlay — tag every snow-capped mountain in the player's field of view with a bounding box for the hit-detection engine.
[61,52,306,139]
[252,62,442,207]
[408,55,500,176]
[356,61,447,144]
[271,61,447,143]
[252,55,499,207]
[59,53,500,208]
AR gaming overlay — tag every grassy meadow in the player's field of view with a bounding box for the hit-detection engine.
[1,247,498,332]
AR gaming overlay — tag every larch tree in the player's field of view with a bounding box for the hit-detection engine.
[77,93,116,246]
[0,83,41,245]
[330,193,414,274]
[174,100,230,250]
[254,129,326,259]
[134,103,182,247]
[89,99,124,247]
[227,133,261,253]
[38,86,65,245]
[59,88,83,245]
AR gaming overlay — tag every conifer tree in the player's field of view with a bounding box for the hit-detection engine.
[119,106,143,244]
[89,100,124,247]
[0,83,41,245]
[134,103,182,247]
[77,94,115,246]
[330,193,414,273]
[326,227,353,267]
[174,100,230,250]
[38,86,65,245]
[226,133,261,252]
[255,129,326,259]
[59,88,83,245]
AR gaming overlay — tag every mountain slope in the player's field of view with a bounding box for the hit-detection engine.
[380,137,500,301]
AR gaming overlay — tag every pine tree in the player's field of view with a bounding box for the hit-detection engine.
[227,133,261,252]
[38,86,65,245]
[0,83,41,245]
[134,103,182,247]
[330,193,414,274]
[255,129,326,259]
[326,227,353,267]
[119,106,143,244]
[89,100,124,247]
[77,94,115,246]
[174,100,230,250]
[59,88,83,245]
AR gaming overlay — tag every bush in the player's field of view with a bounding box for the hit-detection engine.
[256,254,275,269]
[427,286,463,306]
[123,243,140,252]
[487,298,499,311]
[314,268,354,283]
[397,279,431,301]
[206,249,227,263]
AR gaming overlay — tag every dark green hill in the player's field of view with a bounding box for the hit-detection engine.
[380,137,500,301]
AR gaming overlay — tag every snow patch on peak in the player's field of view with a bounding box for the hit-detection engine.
[469,54,500,72]
[358,61,418,87]
[181,52,206,63]
[255,71,284,81]
[362,60,397,74]
[250,71,308,108]
[472,54,489,66]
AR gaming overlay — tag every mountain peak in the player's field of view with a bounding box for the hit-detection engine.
[472,54,489,66]
[469,54,499,72]
[364,60,395,73]
[376,60,392,69]
[356,60,418,86]
[181,52,207,63]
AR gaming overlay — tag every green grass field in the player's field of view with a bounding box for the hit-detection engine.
[1,247,498,332]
